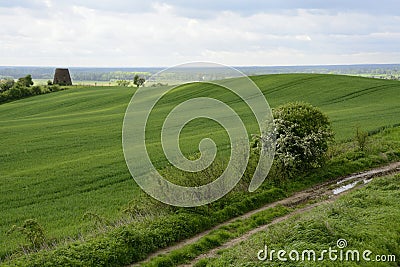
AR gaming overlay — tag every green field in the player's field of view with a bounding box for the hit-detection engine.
[0,74,399,260]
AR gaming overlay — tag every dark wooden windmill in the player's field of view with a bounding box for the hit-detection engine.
[53,68,72,85]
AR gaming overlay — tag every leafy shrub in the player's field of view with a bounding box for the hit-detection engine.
[41,86,51,94]
[31,85,42,95]
[8,85,27,99]
[47,84,61,92]
[254,102,334,178]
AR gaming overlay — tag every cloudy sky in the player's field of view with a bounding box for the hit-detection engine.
[1,0,400,67]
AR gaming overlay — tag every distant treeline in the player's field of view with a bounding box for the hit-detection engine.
[72,71,151,81]
[0,64,399,81]
[0,67,159,81]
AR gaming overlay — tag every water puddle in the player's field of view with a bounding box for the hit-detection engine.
[332,178,374,195]
[333,181,359,195]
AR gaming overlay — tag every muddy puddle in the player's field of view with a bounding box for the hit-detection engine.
[331,162,400,195]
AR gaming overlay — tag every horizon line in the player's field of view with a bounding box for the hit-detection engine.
[0,63,399,69]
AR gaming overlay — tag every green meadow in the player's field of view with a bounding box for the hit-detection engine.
[0,74,399,259]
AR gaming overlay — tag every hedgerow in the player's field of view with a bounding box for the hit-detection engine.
[4,187,285,267]
[0,75,67,104]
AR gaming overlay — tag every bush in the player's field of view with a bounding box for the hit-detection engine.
[8,85,24,99]
[254,102,334,178]
[31,86,42,95]
[47,84,61,92]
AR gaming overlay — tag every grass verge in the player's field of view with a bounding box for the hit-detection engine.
[199,173,400,266]
[140,206,291,267]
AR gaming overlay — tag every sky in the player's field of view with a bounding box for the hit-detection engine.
[0,0,400,67]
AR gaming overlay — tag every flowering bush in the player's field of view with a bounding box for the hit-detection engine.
[253,102,334,178]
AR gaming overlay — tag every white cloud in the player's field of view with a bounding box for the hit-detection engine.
[0,1,399,66]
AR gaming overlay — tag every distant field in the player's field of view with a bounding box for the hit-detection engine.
[0,74,399,258]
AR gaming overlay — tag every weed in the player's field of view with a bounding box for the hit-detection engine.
[7,219,46,249]
[355,126,369,151]
[82,212,112,230]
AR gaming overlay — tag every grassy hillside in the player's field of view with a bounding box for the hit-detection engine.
[0,74,399,258]
[0,86,138,258]
[252,74,400,139]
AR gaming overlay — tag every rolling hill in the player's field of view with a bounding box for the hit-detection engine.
[0,74,399,258]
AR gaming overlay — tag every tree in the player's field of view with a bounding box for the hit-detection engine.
[133,74,145,87]
[17,75,34,87]
[116,80,131,87]
[0,78,15,92]
[253,102,334,178]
